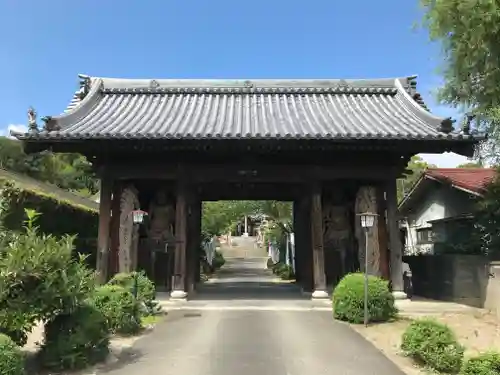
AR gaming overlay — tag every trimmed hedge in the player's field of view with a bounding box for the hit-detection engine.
[39,304,110,371]
[332,273,397,324]
[108,271,158,315]
[401,319,464,373]
[0,333,25,375]
[460,352,500,375]
[91,285,142,335]
[0,180,98,264]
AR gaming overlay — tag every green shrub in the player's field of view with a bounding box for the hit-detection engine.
[401,319,464,373]
[212,250,225,269]
[0,333,26,375]
[0,209,95,346]
[276,264,294,280]
[91,285,142,335]
[460,352,500,375]
[332,273,397,324]
[108,271,158,315]
[39,304,109,371]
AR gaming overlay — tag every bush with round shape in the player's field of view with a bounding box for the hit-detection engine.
[332,273,397,324]
[460,352,500,375]
[277,264,295,280]
[401,318,464,373]
[212,250,225,269]
[108,271,158,314]
[0,333,26,375]
[39,304,110,371]
[91,285,142,335]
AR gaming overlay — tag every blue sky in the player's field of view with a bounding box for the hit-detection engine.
[0,0,469,166]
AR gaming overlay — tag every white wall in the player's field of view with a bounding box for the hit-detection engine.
[404,181,477,254]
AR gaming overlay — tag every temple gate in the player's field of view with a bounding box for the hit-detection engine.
[15,75,481,300]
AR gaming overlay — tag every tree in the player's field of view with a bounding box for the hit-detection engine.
[398,155,436,201]
[420,0,500,163]
[456,161,484,168]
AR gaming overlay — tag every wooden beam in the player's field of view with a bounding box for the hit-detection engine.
[96,173,113,284]
[310,183,328,298]
[106,162,400,181]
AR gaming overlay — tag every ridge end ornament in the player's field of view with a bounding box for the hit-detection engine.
[27,106,39,133]
[150,80,160,89]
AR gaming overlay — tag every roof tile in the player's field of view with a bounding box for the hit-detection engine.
[425,168,496,194]
[15,76,481,142]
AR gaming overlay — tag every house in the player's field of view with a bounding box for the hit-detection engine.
[398,168,496,254]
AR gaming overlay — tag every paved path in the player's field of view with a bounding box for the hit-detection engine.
[100,237,404,375]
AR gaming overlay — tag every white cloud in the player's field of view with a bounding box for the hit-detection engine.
[418,152,470,167]
[1,124,27,139]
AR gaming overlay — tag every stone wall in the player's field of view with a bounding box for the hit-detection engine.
[403,254,490,308]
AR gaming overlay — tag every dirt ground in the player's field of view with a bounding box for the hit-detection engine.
[352,309,500,375]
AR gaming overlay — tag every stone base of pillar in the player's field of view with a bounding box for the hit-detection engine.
[311,290,329,299]
[243,232,249,237]
[170,290,188,300]
[392,291,407,300]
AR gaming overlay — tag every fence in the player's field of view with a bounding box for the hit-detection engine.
[403,254,490,307]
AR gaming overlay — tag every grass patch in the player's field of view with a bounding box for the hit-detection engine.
[141,315,163,327]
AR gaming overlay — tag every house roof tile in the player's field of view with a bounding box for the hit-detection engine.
[425,168,496,194]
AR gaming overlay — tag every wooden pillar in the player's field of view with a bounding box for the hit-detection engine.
[310,183,328,298]
[297,196,313,291]
[386,178,406,299]
[292,201,301,282]
[171,180,188,299]
[96,174,113,284]
[185,191,199,294]
[376,185,390,280]
[108,182,122,277]
[194,199,202,284]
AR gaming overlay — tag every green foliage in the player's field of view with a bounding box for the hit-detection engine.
[0,136,99,195]
[201,200,293,237]
[401,319,464,373]
[0,210,95,345]
[332,273,397,324]
[460,352,500,375]
[271,262,295,280]
[0,180,98,258]
[39,304,110,371]
[108,271,158,315]
[457,161,485,168]
[420,0,500,162]
[212,250,226,270]
[91,285,142,335]
[202,201,256,236]
[0,333,26,375]
[472,168,500,255]
[398,156,436,202]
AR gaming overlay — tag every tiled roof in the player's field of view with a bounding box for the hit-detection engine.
[14,75,481,141]
[425,168,496,194]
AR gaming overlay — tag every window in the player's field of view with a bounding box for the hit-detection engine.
[416,228,433,244]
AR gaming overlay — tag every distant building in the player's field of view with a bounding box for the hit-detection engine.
[398,168,496,254]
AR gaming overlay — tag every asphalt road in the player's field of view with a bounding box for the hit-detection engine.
[99,238,404,375]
